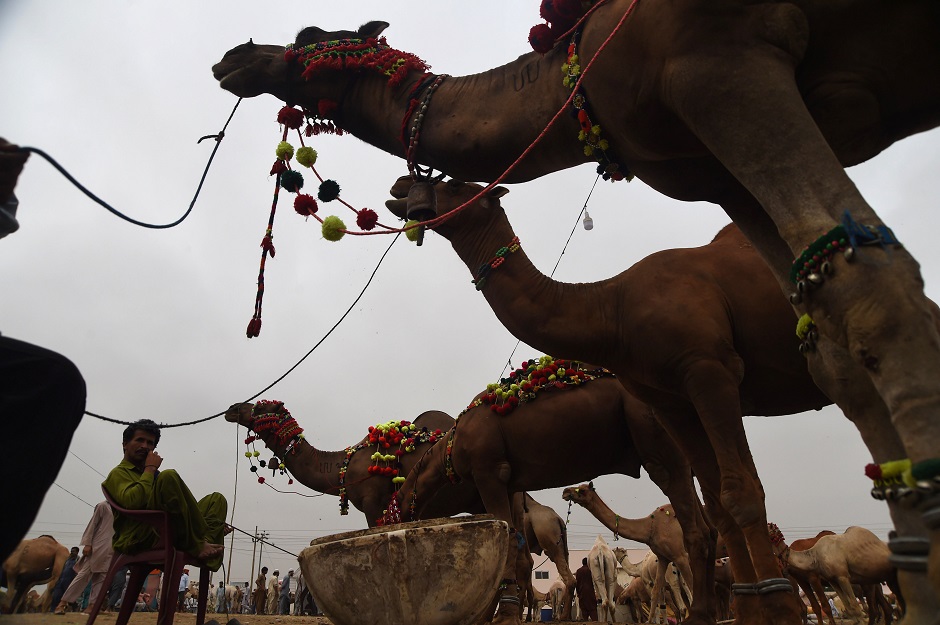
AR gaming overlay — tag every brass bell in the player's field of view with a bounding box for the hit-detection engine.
[789,292,802,304]
[807,272,823,284]
[844,247,855,261]
[406,180,438,246]
[821,261,832,275]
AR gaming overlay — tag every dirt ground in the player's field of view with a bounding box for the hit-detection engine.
[0,613,605,625]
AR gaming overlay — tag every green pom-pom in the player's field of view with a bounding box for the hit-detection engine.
[322,215,346,241]
[280,170,304,192]
[275,141,294,161]
[404,219,421,243]
[318,179,341,202]
[296,147,318,167]
[795,313,814,340]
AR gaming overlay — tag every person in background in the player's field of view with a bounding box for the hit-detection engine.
[574,557,598,622]
[215,581,226,613]
[0,137,86,563]
[177,569,190,612]
[49,547,80,610]
[279,569,294,615]
[241,581,251,614]
[266,569,279,615]
[252,566,267,614]
[54,501,114,614]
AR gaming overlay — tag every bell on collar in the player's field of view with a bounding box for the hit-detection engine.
[406,180,438,246]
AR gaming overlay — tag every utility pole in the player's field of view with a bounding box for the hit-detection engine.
[249,525,259,591]
[256,530,270,579]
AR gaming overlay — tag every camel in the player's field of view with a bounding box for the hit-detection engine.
[786,531,838,625]
[787,527,901,625]
[224,584,243,613]
[390,366,712,623]
[617,575,649,623]
[589,535,619,622]
[615,548,691,624]
[225,400,580,620]
[563,483,692,620]
[212,9,940,619]
[546,578,567,621]
[385,176,827,620]
[1,535,69,614]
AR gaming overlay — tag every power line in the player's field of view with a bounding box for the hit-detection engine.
[52,482,94,508]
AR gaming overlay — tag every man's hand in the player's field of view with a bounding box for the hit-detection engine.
[144,450,163,472]
[0,138,29,205]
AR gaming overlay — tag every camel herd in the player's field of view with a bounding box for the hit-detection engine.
[209,3,940,623]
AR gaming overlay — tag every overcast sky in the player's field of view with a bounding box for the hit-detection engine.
[3,1,939,584]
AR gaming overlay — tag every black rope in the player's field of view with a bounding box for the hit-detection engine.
[17,98,241,229]
[228,523,298,558]
[83,232,402,428]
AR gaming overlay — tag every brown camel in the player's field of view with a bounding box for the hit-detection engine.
[386,176,827,622]
[224,400,578,620]
[787,527,902,625]
[563,483,693,621]
[212,10,940,619]
[1,535,68,614]
[391,366,711,624]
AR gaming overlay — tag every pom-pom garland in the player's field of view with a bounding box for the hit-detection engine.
[277,105,305,129]
[337,420,444,515]
[458,355,614,418]
[241,400,305,488]
[404,219,421,243]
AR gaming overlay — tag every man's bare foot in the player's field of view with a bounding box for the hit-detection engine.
[223,524,234,536]
[196,542,224,560]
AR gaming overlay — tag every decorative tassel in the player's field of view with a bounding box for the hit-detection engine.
[246,317,262,338]
[261,234,275,256]
[277,106,305,129]
[269,160,288,175]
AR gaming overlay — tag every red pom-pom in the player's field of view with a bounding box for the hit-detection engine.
[294,194,319,216]
[317,99,339,119]
[261,235,275,256]
[554,0,582,19]
[270,160,288,176]
[529,23,555,54]
[258,476,265,484]
[246,317,262,338]
[864,463,883,480]
[540,0,559,23]
[277,106,305,129]
[357,208,379,231]
[288,479,294,485]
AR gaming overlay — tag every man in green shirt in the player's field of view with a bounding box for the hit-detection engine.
[103,419,227,570]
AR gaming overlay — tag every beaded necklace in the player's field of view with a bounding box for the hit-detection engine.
[285,36,430,89]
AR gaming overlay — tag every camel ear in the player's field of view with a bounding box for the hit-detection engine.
[588,481,595,491]
[359,21,389,39]
[488,186,509,200]
[385,198,408,219]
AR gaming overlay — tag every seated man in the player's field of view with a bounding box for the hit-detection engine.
[102,419,228,570]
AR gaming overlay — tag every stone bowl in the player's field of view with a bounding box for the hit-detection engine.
[299,514,508,625]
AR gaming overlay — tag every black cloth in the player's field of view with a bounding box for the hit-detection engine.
[0,335,86,561]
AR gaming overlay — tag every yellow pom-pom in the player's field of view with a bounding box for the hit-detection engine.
[404,220,421,243]
[275,141,294,161]
[296,146,318,167]
[795,314,814,340]
[244,451,252,458]
[322,215,346,241]
[252,450,260,457]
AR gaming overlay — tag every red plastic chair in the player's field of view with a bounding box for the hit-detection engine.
[85,485,210,625]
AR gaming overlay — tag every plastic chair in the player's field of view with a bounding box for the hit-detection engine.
[85,485,210,625]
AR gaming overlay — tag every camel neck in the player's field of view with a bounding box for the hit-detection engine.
[582,495,651,542]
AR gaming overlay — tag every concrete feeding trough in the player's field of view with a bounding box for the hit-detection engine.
[299,514,508,625]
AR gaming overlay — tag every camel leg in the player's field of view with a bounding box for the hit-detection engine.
[538,533,575,620]
[646,558,669,624]
[667,2,940,591]
[639,414,717,625]
[831,577,866,625]
[471,469,522,625]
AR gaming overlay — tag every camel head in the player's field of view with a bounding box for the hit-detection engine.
[224,402,255,426]
[385,177,509,239]
[560,481,595,505]
[611,546,628,562]
[213,21,396,109]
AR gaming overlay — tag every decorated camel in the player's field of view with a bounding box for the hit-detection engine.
[212,8,940,618]
[786,526,902,625]
[614,548,691,624]
[389,360,713,623]
[1,535,68,614]
[224,400,577,619]
[589,535,620,622]
[617,575,650,623]
[563,483,693,620]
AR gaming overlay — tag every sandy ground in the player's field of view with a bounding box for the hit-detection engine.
[0,613,606,625]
